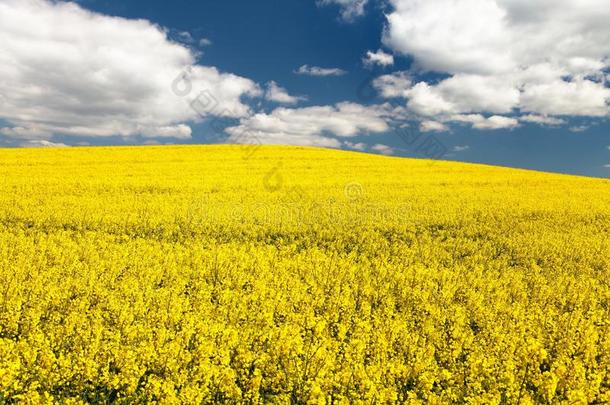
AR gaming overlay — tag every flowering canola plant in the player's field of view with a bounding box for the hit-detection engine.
[0,145,609,404]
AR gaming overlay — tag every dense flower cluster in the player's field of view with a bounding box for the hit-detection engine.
[0,145,609,403]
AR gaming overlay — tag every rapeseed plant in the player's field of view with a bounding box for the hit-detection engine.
[0,145,608,403]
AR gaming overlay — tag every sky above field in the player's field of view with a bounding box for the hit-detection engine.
[0,0,609,177]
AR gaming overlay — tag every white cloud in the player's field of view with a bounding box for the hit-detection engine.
[404,74,520,117]
[344,141,367,151]
[433,74,520,114]
[363,49,394,67]
[604,164,610,169]
[449,114,519,130]
[317,0,368,22]
[420,120,449,132]
[0,126,53,139]
[0,0,260,141]
[520,79,610,117]
[371,144,394,155]
[264,81,307,104]
[384,0,610,77]
[520,115,566,126]
[138,125,193,139]
[20,140,69,148]
[403,82,456,117]
[176,31,194,44]
[381,0,610,123]
[225,102,389,147]
[295,65,347,77]
[570,126,589,133]
[452,145,470,152]
[384,0,513,75]
[199,38,213,47]
[372,72,412,98]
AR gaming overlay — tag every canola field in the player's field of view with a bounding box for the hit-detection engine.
[0,145,609,404]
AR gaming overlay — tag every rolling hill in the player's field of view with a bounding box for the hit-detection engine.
[0,145,609,403]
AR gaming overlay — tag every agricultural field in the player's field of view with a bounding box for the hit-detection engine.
[0,145,609,404]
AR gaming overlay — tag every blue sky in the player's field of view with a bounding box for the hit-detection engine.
[1,0,609,177]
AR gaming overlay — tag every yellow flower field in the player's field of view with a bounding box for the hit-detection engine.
[0,145,609,404]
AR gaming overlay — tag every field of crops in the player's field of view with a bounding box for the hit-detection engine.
[0,145,609,403]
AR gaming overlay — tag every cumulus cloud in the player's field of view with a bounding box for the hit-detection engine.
[402,75,520,117]
[520,79,610,117]
[402,83,456,117]
[295,65,347,77]
[175,31,195,44]
[225,102,389,147]
[570,125,589,133]
[363,50,394,68]
[317,0,368,22]
[380,0,610,125]
[20,140,69,148]
[520,115,566,126]
[449,114,519,130]
[0,126,53,139]
[344,141,367,151]
[371,144,394,155]
[372,72,412,98]
[199,38,213,47]
[420,121,449,133]
[0,0,260,142]
[384,0,610,77]
[264,81,307,104]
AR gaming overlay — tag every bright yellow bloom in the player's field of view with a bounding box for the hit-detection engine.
[0,145,608,403]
